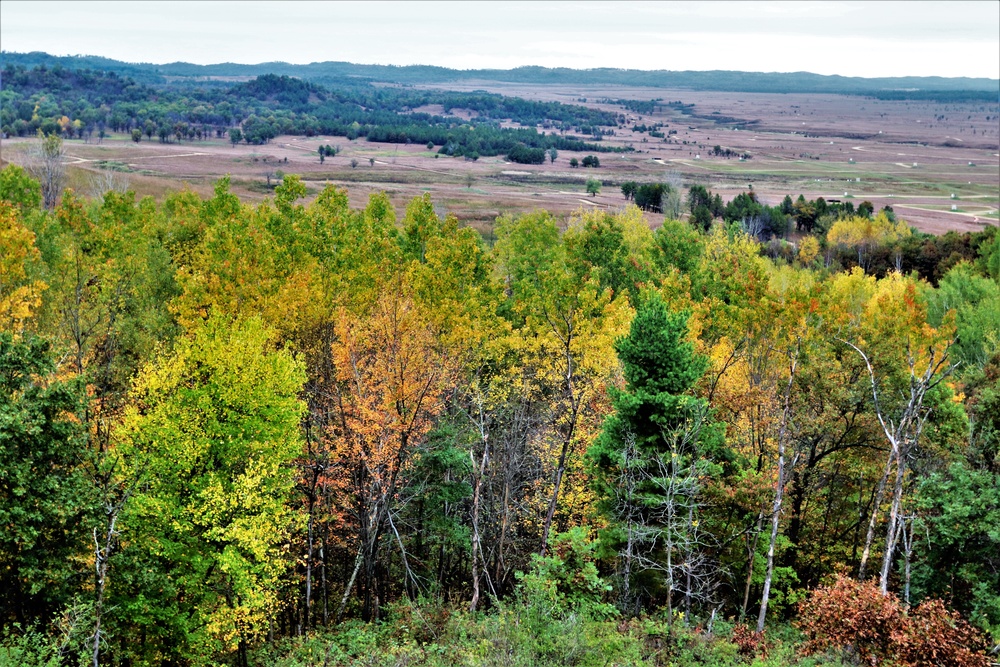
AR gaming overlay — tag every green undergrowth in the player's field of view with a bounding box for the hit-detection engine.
[250,605,851,667]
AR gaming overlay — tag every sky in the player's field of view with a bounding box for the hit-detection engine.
[2,1,998,79]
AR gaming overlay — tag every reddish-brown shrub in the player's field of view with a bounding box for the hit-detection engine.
[797,575,901,664]
[892,598,990,667]
[797,575,991,667]
[731,624,768,660]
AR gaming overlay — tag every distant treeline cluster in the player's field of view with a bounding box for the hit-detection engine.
[0,65,626,158]
[610,179,996,286]
[3,51,997,101]
[1,158,998,664]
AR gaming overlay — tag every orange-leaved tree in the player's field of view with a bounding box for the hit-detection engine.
[327,277,455,621]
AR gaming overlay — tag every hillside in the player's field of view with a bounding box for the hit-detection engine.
[3,50,998,100]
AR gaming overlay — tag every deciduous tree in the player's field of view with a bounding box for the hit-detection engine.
[114,315,306,664]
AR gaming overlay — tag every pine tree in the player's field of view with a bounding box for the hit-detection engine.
[588,293,725,618]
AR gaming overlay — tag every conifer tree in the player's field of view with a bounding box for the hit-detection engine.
[589,293,725,618]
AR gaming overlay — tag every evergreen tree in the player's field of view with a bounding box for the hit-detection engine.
[0,333,93,626]
[588,294,725,617]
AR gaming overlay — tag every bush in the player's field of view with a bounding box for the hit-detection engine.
[731,624,768,660]
[506,144,546,165]
[797,575,990,667]
[893,599,992,667]
[518,527,614,618]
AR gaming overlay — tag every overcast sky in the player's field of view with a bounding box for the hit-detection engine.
[2,1,998,79]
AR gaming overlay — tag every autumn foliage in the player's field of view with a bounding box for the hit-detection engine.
[2,162,998,664]
[797,575,990,666]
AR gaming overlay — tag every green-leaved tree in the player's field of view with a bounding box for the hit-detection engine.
[111,315,306,665]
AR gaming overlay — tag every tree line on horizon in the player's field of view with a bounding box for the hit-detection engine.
[3,51,997,101]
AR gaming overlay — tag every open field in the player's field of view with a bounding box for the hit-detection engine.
[2,86,997,236]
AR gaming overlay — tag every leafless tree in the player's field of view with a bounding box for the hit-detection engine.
[466,381,492,612]
[87,169,130,200]
[611,408,719,625]
[900,511,917,605]
[479,391,546,596]
[89,452,142,667]
[741,216,766,240]
[662,171,684,219]
[757,342,800,632]
[28,132,66,209]
[297,426,326,633]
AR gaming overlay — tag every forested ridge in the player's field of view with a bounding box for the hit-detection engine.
[1,158,999,665]
[3,51,997,101]
[1,64,622,159]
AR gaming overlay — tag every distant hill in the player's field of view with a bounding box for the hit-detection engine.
[0,52,167,83]
[2,51,997,101]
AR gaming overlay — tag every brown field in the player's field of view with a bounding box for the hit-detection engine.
[2,84,997,237]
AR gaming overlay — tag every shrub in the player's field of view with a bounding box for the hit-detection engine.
[731,624,768,660]
[518,527,614,618]
[893,599,991,667]
[797,575,990,667]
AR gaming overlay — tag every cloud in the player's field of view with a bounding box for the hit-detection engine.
[2,0,997,78]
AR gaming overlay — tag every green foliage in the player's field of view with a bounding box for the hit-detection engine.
[722,191,788,239]
[111,314,306,662]
[616,295,704,396]
[506,143,546,164]
[691,205,713,232]
[621,181,638,201]
[964,352,1000,470]
[589,294,725,612]
[0,165,42,213]
[979,231,1000,281]
[248,609,860,667]
[633,182,670,213]
[564,208,653,301]
[911,462,1000,640]
[0,334,93,626]
[518,528,614,617]
[26,188,180,403]
[399,418,473,593]
[925,261,1000,370]
[0,597,96,666]
[401,193,443,263]
[653,218,703,276]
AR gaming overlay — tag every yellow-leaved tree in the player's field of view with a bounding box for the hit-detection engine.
[113,314,306,665]
[172,177,325,340]
[827,212,910,271]
[494,210,632,555]
[0,201,47,334]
